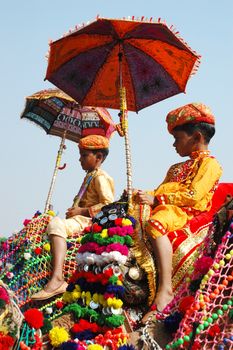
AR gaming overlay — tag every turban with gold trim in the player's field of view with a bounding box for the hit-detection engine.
[166,103,215,134]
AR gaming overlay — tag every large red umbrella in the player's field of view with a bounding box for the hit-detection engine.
[21,88,116,211]
[45,17,200,196]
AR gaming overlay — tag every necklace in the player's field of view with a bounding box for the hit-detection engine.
[190,150,210,159]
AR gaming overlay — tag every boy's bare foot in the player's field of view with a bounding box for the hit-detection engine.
[141,290,174,324]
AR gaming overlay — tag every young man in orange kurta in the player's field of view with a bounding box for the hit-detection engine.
[136,103,222,323]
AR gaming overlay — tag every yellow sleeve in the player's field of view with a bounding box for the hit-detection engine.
[145,173,170,197]
[156,157,222,207]
[89,174,115,217]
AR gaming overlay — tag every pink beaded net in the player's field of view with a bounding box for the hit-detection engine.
[164,217,233,350]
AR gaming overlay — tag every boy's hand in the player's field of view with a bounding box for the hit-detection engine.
[136,190,154,206]
[66,206,83,218]
[66,206,90,218]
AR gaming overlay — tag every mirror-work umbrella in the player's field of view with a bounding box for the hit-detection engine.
[45,17,200,197]
[21,88,116,212]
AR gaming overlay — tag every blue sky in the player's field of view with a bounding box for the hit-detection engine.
[1,1,233,236]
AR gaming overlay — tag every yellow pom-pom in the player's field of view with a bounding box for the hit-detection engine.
[117,280,123,286]
[102,300,107,308]
[76,236,82,243]
[87,345,104,350]
[113,298,123,309]
[75,284,81,291]
[43,243,51,252]
[71,290,81,301]
[99,294,105,305]
[47,210,56,217]
[107,297,113,306]
[62,292,73,303]
[86,291,91,300]
[49,326,69,347]
[100,229,108,238]
[0,325,8,335]
[93,293,99,303]
[122,218,132,226]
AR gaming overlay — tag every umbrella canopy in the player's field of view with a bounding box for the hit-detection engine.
[45,17,200,197]
[21,88,116,212]
[21,88,116,142]
[45,17,200,112]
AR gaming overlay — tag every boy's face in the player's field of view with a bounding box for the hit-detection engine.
[79,149,100,171]
[172,130,197,157]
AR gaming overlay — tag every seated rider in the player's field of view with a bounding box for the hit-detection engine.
[31,135,115,300]
[135,103,222,323]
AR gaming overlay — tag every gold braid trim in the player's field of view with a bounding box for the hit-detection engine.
[172,226,209,289]
[128,202,157,306]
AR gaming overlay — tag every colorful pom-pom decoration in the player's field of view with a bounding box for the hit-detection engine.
[24,308,44,329]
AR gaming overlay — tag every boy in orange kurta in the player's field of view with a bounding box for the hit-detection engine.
[136,103,222,323]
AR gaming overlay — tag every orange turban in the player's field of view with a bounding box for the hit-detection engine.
[79,135,109,150]
[166,103,215,134]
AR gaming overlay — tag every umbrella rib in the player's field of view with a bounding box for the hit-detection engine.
[121,43,139,112]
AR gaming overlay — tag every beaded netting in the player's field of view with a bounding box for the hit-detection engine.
[1,207,232,349]
[0,211,80,312]
[163,217,233,349]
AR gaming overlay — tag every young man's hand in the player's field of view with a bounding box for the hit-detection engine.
[136,190,154,206]
[66,207,89,218]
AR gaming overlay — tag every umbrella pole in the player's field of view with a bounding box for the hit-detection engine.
[44,132,66,213]
[119,87,133,200]
[118,51,133,201]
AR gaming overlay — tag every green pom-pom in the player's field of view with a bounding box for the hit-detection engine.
[229,308,233,320]
[124,236,133,246]
[105,314,125,327]
[109,275,118,284]
[63,303,83,319]
[0,299,6,308]
[41,318,52,334]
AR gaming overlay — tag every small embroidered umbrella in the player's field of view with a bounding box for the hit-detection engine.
[21,88,116,212]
